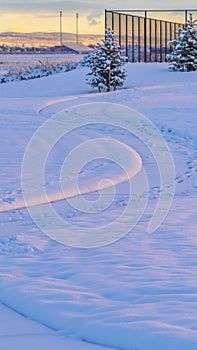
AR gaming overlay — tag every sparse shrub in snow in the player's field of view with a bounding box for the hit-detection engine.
[85,27,127,92]
[0,60,78,84]
[167,14,197,71]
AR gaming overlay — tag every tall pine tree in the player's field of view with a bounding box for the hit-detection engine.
[167,14,197,71]
[86,27,127,92]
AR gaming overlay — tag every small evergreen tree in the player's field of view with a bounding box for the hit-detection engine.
[86,27,127,92]
[167,14,197,71]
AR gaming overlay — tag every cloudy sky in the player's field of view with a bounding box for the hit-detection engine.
[0,0,196,33]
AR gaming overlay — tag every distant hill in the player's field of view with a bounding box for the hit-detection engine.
[0,31,104,47]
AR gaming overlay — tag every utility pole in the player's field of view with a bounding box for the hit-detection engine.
[60,10,63,46]
[76,12,79,45]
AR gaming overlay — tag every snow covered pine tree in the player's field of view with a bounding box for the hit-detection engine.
[167,13,197,71]
[86,27,127,92]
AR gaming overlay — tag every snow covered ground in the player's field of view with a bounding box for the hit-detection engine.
[0,63,196,350]
[0,54,83,71]
[0,303,115,350]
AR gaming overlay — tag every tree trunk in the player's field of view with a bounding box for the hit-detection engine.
[107,64,111,92]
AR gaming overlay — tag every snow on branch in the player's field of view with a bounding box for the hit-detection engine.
[167,13,197,72]
[85,27,127,92]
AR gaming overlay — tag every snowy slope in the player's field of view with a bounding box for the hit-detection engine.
[0,303,114,350]
[0,63,197,350]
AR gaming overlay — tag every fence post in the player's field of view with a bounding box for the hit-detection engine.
[185,10,188,24]
[112,11,114,32]
[138,17,141,62]
[160,21,163,62]
[126,15,128,59]
[144,10,147,62]
[132,16,135,62]
[149,19,152,62]
[155,20,157,62]
[119,13,121,48]
[165,21,168,62]
[105,9,107,29]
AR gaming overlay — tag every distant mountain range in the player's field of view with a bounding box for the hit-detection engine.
[0,31,104,47]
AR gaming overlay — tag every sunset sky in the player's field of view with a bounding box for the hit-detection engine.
[0,0,196,34]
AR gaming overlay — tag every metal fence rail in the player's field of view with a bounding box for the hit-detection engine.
[105,9,197,62]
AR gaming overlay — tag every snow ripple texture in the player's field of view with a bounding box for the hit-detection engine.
[0,63,197,350]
